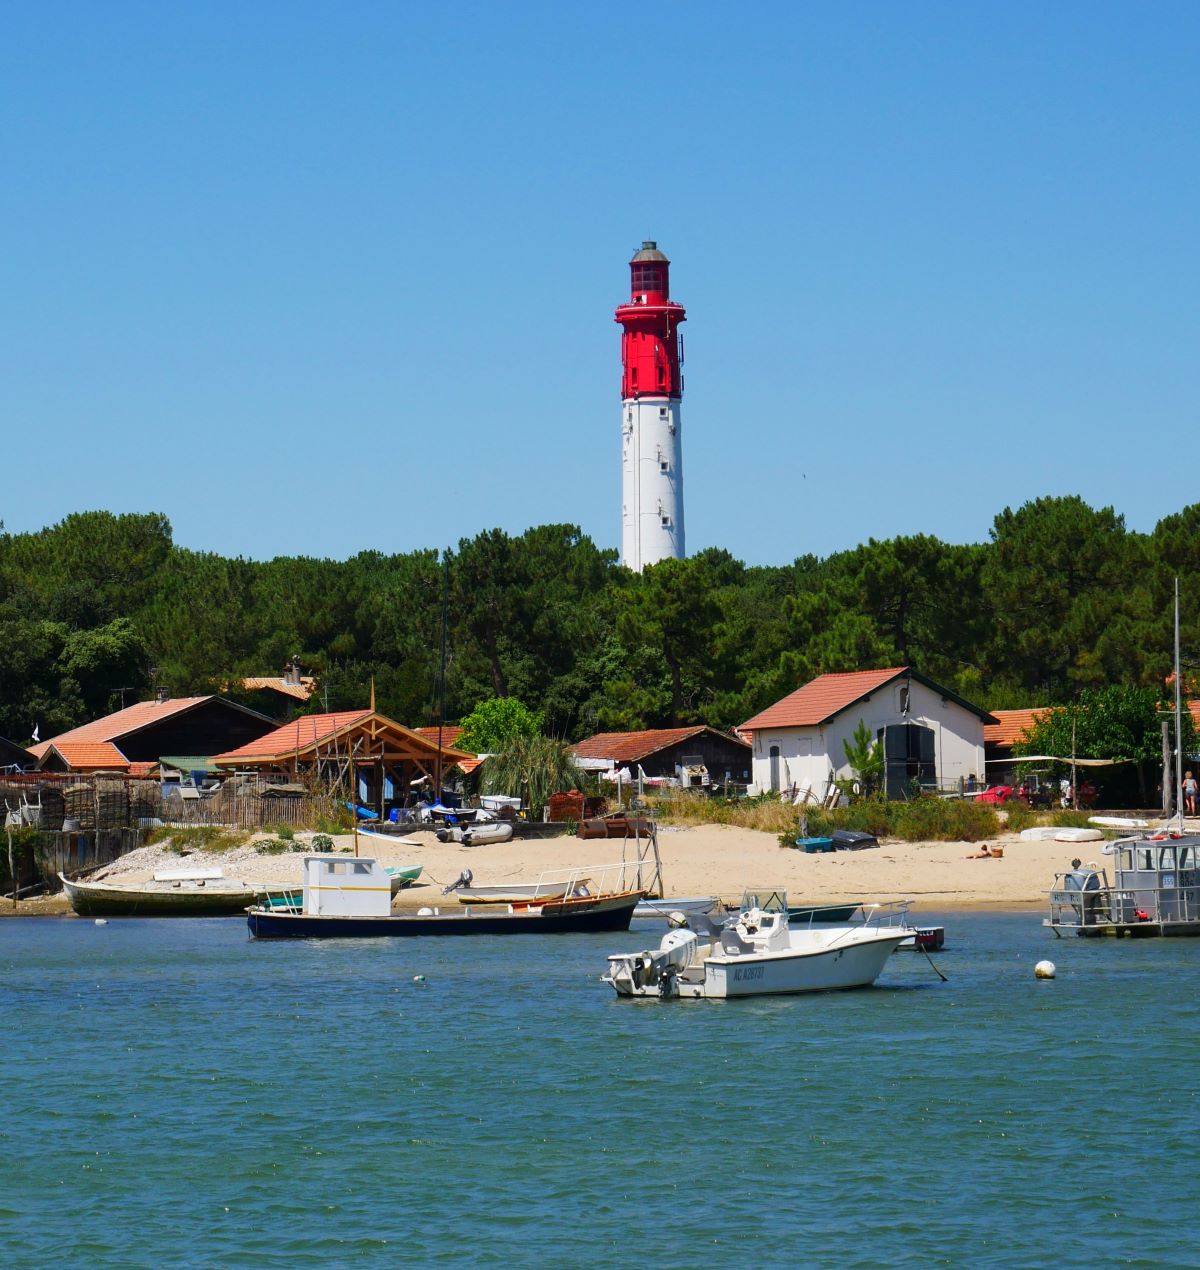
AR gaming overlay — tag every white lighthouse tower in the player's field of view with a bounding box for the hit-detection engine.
[615,241,686,570]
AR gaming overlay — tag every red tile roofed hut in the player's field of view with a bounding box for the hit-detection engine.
[239,664,318,721]
[739,668,996,801]
[983,708,1051,785]
[213,711,476,819]
[29,696,277,774]
[572,726,751,789]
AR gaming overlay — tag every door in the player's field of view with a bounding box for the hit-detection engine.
[879,724,936,799]
[769,745,781,793]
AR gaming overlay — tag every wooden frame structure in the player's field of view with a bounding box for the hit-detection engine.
[213,711,476,818]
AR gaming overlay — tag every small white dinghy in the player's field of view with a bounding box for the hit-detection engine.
[1054,828,1105,843]
[461,822,514,846]
[1088,816,1149,830]
[602,889,909,1000]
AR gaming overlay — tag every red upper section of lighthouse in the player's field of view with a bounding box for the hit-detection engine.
[615,241,686,400]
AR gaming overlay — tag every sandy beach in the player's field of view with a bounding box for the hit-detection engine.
[3,822,1114,916]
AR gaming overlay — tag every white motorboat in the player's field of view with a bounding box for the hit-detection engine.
[602,888,909,1000]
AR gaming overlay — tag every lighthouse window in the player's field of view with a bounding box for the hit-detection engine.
[661,514,672,528]
[632,263,664,291]
[660,458,670,472]
[659,407,668,419]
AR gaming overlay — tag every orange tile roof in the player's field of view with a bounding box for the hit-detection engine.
[29,696,214,760]
[414,726,467,748]
[214,711,478,768]
[412,726,484,773]
[572,727,747,764]
[984,708,1052,747]
[739,669,909,731]
[127,761,158,778]
[217,711,374,761]
[41,741,130,770]
[241,676,316,702]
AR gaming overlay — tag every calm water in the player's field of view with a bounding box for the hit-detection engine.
[2,913,1198,1269]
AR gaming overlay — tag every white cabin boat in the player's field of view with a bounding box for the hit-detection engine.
[603,889,909,1000]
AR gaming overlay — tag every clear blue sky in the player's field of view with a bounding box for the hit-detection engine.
[3,2,1197,566]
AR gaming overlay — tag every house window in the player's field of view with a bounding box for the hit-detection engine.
[898,685,910,714]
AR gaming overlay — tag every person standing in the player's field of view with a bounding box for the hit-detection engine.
[1184,771,1197,816]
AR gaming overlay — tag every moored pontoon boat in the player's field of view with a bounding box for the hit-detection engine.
[1046,833,1200,937]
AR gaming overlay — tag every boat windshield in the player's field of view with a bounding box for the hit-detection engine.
[739,888,788,914]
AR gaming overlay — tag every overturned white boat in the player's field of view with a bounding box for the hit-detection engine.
[602,889,909,1000]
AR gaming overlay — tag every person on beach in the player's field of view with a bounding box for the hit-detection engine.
[1184,771,1197,816]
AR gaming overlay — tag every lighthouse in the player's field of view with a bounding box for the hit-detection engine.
[615,241,686,571]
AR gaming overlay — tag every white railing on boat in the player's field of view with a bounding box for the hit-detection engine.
[787,899,913,931]
[1047,871,1200,929]
[522,859,649,900]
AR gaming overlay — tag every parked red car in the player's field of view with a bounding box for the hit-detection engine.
[976,785,1016,804]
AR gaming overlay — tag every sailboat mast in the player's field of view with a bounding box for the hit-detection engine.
[1175,576,1184,824]
[436,552,449,798]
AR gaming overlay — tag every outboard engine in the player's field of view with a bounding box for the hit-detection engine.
[659,928,700,968]
[442,868,474,895]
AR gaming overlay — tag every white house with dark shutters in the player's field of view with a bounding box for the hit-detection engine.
[738,667,996,800]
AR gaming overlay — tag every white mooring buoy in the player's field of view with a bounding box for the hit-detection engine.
[94,918,108,926]
[1034,959,1056,979]
[412,974,426,984]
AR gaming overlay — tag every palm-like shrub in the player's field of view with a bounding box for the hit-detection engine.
[482,735,586,820]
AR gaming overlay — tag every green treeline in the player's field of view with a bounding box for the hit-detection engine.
[1,497,1198,744]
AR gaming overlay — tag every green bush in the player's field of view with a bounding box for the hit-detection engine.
[154,826,246,854]
[253,839,289,855]
[266,824,295,841]
[1050,809,1095,829]
[311,834,333,852]
[313,806,354,834]
[780,795,1000,845]
[1,825,42,890]
[1000,801,1040,832]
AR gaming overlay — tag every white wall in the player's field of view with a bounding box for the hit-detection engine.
[621,397,684,570]
[748,678,986,797]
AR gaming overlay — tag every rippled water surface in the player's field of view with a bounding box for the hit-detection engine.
[2,913,1199,1268]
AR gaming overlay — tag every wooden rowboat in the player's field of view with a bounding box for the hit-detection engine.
[60,873,265,917]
